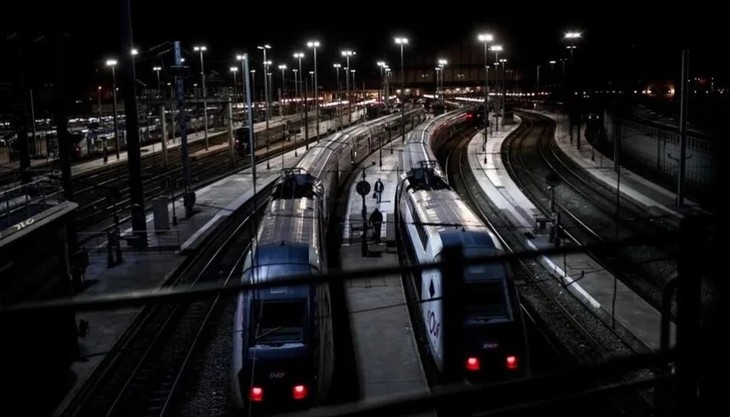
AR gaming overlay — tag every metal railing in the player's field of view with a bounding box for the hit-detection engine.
[0,176,64,231]
[604,114,717,201]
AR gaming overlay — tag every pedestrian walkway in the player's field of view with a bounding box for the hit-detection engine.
[467,116,674,352]
[50,116,345,417]
[337,133,433,416]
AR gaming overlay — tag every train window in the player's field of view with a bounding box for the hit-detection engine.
[463,282,512,323]
[412,207,429,248]
[252,300,306,346]
[462,248,505,278]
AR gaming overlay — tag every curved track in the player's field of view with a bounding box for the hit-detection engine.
[439,124,651,416]
[440,127,611,364]
[503,112,678,310]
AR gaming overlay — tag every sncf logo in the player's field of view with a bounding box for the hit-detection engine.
[269,371,286,379]
[482,342,499,350]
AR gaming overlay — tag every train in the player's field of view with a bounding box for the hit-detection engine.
[397,108,527,383]
[231,107,425,412]
[233,117,302,157]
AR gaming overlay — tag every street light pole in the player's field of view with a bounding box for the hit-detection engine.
[307,41,320,140]
[153,66,162,97]
[351,69,356,106]
[437,59,447,106]
[564,31,582,96]
[241,54,258,198]
[279,64,287,167]
[236,54,249,154]
[385,67,391,114]
[501,58,507,125]
[435,67,441,101]
[548,60,556,94]
[333,63,341,130]
[250,69,257,106]
[106,59,120,160]
[478,35,493,154]
[489,45,503,132]
[98,85,107,163]
[341,50,354,124]
[258,44,272,168]
[293,68,299,110]
[278,64,287,118]
[229,67,238,98]
[395,37,408,143]
[194,45,209,150]
[377,61,385,110]
[293,52,304,115]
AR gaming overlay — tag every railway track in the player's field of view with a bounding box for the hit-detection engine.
[503,112,679,311]
[73,133,307,241]
[441,126,652,416]
[58,182,273,417]
[441,128,612,363]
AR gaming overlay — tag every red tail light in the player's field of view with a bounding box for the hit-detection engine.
[466,356,481,371]
[250,386,264,402]
[506,355,519,370]
[292,384,309,400]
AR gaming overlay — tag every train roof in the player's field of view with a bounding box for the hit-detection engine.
[271,168,321,199]
[402,109,466,178]
[409,189,486,233]
[440,230,498,250]
[256,197,322,256]
[252,243,312,268]
[405,188,506,256]
[295,109,422,181]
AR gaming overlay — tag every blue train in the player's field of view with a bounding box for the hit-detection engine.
[231,107,424,412]
[397,109,527,382]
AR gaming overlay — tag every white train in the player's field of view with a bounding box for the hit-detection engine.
[397,109,527,382]
[231,108,425,412]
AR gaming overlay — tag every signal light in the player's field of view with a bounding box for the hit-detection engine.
[292,384,309,400]
[250,386,264,402]
[506,355,519,370]
[466,356,481,371]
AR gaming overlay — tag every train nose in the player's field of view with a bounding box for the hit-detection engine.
[239,359,314,410]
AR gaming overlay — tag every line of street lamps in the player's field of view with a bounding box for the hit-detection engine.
[95,30,583,178]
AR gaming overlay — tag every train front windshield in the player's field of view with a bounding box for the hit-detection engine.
[247,264,313,347]
[252,300,306,346]
[463,283,511,324]
[463,248,513,325]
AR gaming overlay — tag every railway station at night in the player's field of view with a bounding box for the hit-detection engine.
[1,3,725,417]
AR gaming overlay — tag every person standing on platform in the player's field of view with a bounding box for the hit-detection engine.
[369,206,383,244]
[374,178,384,203]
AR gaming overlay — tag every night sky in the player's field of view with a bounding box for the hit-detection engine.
[3,1,727,101]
